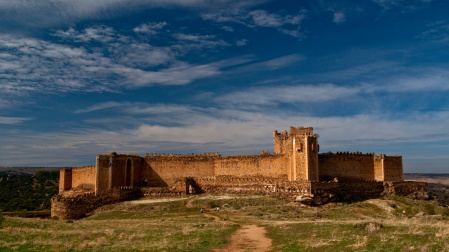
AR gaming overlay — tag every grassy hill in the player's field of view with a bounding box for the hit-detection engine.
[1,194,449,251]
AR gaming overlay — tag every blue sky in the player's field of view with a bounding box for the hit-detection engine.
[1,0,448,173]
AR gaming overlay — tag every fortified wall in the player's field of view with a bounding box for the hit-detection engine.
[318,152,403,182]
[52,126,427,220]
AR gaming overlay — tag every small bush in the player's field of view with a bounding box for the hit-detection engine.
[442,207,449,216]
[389,203,397,209]
[207,201,220,208]
[424,204,436,215]
[353,222,383,233]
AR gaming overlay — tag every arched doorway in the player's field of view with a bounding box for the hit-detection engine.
[125,159,133,186]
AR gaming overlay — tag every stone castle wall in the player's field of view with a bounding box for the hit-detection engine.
[51,187,138,220]
[144,153,218,187]
[94,154,144,194]
[318,152,376,181]
[190,176,278,194]
[383,155,403,181]
[71,166,96,189]
[214,154,288,179]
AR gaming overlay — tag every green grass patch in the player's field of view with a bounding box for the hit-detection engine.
[1,194,449,251]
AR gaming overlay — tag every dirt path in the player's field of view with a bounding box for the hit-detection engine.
[212,224,272,252]
[204,213,272,252]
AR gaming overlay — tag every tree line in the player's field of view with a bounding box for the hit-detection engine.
[0,171,59,212]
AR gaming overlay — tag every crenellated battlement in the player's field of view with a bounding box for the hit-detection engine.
[334,151,375,156]
[145,152,221,159]
[289,126,314,136]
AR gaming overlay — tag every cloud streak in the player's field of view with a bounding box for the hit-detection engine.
[0,116,32,125]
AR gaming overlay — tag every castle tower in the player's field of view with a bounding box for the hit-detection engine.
[274,126,319,181]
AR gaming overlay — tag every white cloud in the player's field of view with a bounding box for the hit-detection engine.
[53,26,119,43]
[2,103,449,167]
[0,0,269,28]
[248,10,285,27]
[372,0,433,12]
[222,26,234,32]
[215,83,361,106]
[202,8,307,38]
[133,22,168,34]
[0,116,31,125]
[248,10,305,28]
[172,33,231,50]
[122,62,221,86]
[75,102,122,114]
[0,26,245,96]
[418,21,449,43]
[333,11,346,24]
[231,54,305,73]
[236,39,248,46]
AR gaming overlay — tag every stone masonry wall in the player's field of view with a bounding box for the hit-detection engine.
[59,169,72,193]
[51,187,138,220]
[96,155,110,194]
[373,155,384,181]
[318,152,376,181]
[71,166,96,189]
[273,130,289,154]
[214,154,288,179]
[339,181,385,196]
[383,181,427,196]
[383,156,403,181]
[144,153,218,187]
[191,176,278,194]
[95,154,144,194]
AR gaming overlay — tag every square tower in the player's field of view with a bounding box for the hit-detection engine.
[274,126,319,181]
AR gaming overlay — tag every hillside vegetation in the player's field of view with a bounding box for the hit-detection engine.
[1,194,449,251]
[0,171,59,212]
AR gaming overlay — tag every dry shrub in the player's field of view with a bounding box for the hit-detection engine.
[104,229,114,236]
[64,241,73,250]
[80,232,91,240]
[349,235,368,248]
[365,222,382,233]
[79,240,89,249]
[96,237,108,244]
[353,222,383,233]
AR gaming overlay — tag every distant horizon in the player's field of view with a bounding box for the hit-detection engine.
[1,1,448,173]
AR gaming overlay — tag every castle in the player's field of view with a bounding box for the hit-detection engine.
[51,126,428,220]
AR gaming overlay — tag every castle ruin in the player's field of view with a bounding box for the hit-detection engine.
[51,126,427,220]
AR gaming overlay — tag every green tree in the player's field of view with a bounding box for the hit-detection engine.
[0,211,4,228]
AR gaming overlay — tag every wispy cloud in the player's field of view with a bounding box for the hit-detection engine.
[230,54,305,73]
[372,0,433,12]
[417,21,449,43]
[53,26,119,43]
[248,10,304,27]
[75,102,122,114]
[3,103,449,166]
[0,0,269,29]
[332,11,346,24]
[133,22,168,34]
[202,8,307,38]
[214,83,361,106]
[0,26,245,97]
[0,116,31,125]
